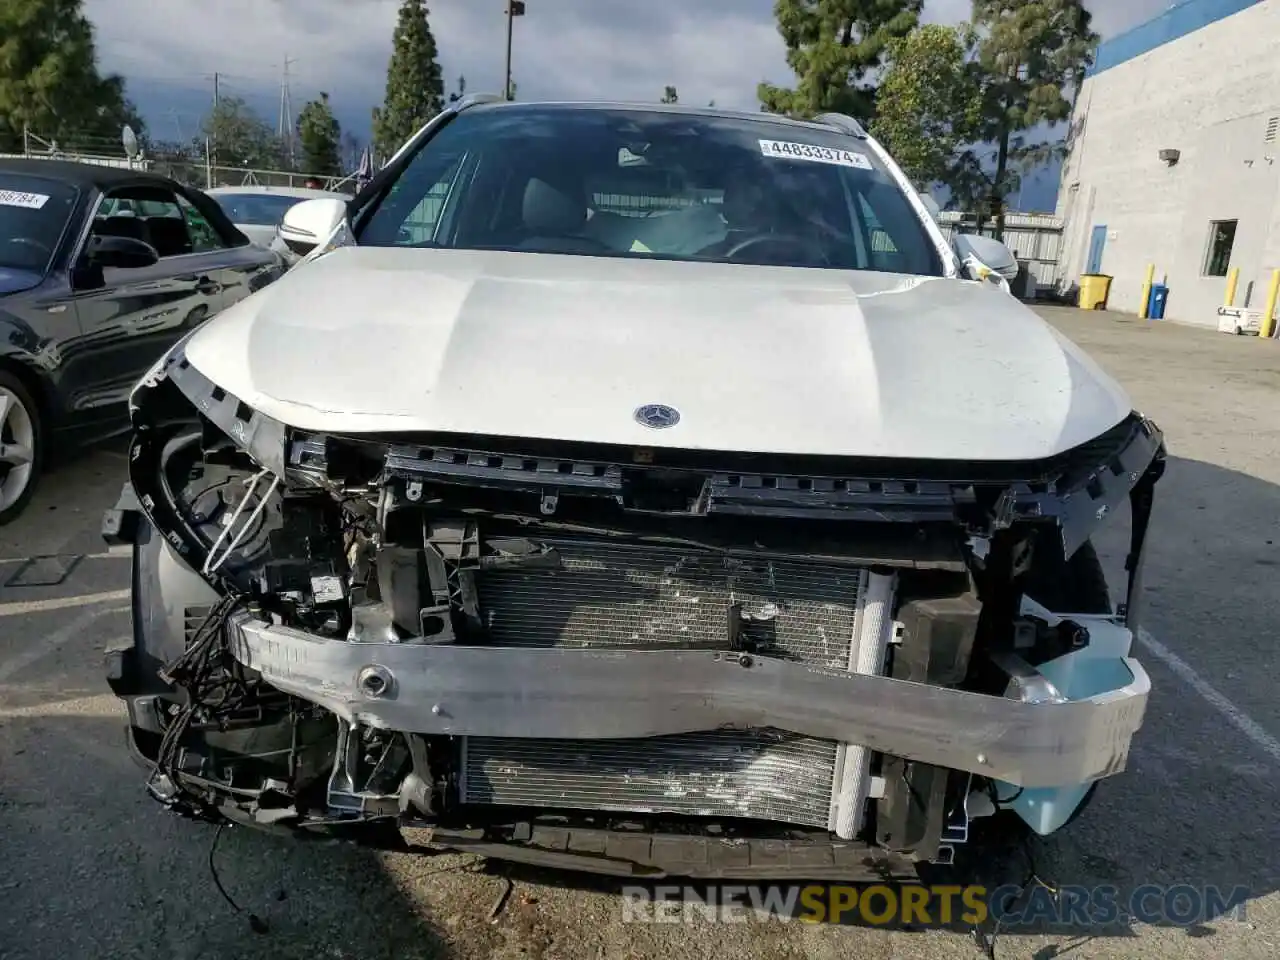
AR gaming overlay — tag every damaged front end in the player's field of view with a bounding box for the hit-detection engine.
[104,345,1165,880]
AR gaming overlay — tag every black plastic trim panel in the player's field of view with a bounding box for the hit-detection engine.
[288,415,1163,532]
[402,824,921,881]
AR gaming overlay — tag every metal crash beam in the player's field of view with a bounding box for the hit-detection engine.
[226,613,1149,790]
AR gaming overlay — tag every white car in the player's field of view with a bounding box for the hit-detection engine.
[205,184,348,263]
[104,97,1166,881]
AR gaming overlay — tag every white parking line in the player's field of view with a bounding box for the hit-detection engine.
[0,589,131,618]
[0,605,129,683]
[1138,628,1280,765]
[0,545,131,566]
[0,692,126,719]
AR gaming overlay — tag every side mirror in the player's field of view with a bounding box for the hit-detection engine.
[278,197,348,256]
[954,233,1019,283]
[85,234,159,269]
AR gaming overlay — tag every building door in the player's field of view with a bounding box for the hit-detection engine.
[1086,225,1107,274]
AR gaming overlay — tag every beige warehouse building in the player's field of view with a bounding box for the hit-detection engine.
[1057,0,1280,330]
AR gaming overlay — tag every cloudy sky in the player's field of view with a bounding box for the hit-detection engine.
[82,0,1175,148]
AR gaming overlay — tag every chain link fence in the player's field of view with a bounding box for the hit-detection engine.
[8,130,360,195]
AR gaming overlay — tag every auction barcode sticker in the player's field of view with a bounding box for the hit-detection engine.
[759,140,873,170]
[0,190,50,209]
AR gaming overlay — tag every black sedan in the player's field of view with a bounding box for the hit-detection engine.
[0,159,286,523]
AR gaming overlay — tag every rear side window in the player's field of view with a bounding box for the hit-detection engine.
[177,195,226,252]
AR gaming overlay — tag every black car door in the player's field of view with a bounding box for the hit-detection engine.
[173,186,283,309]
[64,183,280,425]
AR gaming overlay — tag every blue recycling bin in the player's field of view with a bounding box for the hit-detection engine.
[1147,283,1170,320]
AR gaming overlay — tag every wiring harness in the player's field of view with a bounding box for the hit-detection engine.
[146,594,251,818]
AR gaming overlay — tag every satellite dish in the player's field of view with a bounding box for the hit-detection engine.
[122,125,139,159]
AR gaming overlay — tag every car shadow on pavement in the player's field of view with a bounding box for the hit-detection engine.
[0,442,130,560]
[0,711,457,960]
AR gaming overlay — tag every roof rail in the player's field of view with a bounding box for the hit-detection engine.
[453,93,506,112]
[813,112,869,139]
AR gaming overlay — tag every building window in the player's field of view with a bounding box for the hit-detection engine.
[1203,220,1237,277]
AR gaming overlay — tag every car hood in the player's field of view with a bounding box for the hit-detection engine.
[0,266,45,296]
[181,246,1132,461]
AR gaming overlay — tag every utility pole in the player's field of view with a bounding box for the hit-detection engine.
[504,1,526,100]
[210,73,220,169]
[277,56,297,167]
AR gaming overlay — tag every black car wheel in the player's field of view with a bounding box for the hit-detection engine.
[0,369,43,525]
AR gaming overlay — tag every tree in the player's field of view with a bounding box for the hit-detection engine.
[200,97,283,170]
[448,74,467,103]
[372,0,444,161]
[297,92,342,177]
[661,86,679,104]
[970,0,1098,237]
[0,0,146,152]
[757,0,923,121]
[870,24,983,191]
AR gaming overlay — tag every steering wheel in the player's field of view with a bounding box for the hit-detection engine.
[722,233,829,264]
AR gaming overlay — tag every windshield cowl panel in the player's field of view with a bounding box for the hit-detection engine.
[355,106,945,278]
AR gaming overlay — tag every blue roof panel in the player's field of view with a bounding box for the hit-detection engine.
[1088,0,1263,77]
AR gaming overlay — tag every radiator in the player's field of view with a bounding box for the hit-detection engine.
[462,539,895,834]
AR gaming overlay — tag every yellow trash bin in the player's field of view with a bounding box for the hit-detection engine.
[1078,274,1113,310]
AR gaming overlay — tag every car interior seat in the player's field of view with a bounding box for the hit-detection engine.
[144,216,194,257]
[517,176,606,254]
[93,215,152,246]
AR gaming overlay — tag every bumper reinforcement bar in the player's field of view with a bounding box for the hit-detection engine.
[227,613,1149,789]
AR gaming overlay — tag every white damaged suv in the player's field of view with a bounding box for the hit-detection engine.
[104,97,1165,880]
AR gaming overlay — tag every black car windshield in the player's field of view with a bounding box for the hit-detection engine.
[0,173,78,273]
[211,193,307,226]
[356,105,945,276]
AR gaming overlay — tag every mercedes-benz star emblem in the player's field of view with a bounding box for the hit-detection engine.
[634,403,681,429]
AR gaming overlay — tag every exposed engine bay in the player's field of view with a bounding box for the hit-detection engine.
[103,347,1166,880]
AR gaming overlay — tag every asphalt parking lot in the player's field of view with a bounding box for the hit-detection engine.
[2,306,1279,960]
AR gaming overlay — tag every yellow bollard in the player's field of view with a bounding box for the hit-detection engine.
[1261,269,1280,339]
[1225,267,1240,307]
[1138,263,1155,319]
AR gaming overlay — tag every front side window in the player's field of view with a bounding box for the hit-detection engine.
[93,187,228,258]
[0,173,78,275]
[356,106,944,276]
